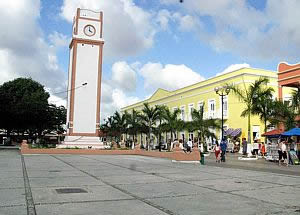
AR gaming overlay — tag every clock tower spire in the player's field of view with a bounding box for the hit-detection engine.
[60,8,105,148]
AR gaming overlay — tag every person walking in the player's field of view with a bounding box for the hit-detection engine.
[281,141,288,167]
[187,138,193,152]
[213,141,221,163]
[242,138,248,156]
[253,140,259,158]
[278,140,283,166]
[260,143,266,157]
[220,138,227,162]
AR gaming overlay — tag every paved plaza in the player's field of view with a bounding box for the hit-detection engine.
[1,149,300,215]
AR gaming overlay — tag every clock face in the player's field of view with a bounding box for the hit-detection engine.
[83,25,96,37]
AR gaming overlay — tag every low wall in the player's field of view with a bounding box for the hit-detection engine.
[21,142,200,162]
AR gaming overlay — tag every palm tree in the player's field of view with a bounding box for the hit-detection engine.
[270,100,298,131]
[291,87,300,115]
[228,77,271,144]
[162,108,182,143]
[251,85,274,142]
[126,109,141,147]
[100,116,116,142]
[155,105,168,147]
[140,103,160,150]
[187,105,221,148]
[113,111,128,145]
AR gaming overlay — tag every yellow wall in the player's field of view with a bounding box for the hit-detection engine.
[122,68,292,143]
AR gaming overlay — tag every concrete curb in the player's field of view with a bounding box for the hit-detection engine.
[20,141,201,162]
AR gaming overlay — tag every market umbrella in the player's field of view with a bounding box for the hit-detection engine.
[281,128,300,136]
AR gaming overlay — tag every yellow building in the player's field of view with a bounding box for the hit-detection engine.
[121,68,292,145]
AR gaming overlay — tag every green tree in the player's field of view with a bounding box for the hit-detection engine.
[140,103,160,150]
[113,111,128,144]
[186,105,220,147]
[270,101,298,131]
[161,108,182,143]
[126,109,141,145]
[291,87,300,115]
[228,77,271,144]
[0,78,50,138]
[155,105,168,147]
[100,116,116,142]
[251,84,274,142]
[44,105,67,134]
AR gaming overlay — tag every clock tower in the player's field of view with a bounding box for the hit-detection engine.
[61,8,105,148]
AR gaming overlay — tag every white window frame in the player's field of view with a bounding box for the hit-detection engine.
[208,99,216,118]
[180,105,185,121]
[219,95,228,118]
[188,103,194,121]
[197,101,204,111]
[252,125,260,140]
[283,96,292,106]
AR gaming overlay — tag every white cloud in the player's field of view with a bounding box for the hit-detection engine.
[0,0,66,96]
[112,89,140,109]
[172,12,200,32]
[160,0,300,61]
[48,94,67,107]
[216,63,250,76]
[60,0,157,57]
[111,61,137,92]
[139,62,205,91]
[100,82,139,121]
[156,9,171,30]
[49,32,70,49]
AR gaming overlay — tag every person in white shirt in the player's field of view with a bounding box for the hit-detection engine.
[253,140,259,157]
[187,138,193,152]
[281,142,288,166]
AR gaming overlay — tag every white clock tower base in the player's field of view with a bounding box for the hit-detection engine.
[59,8,107,149]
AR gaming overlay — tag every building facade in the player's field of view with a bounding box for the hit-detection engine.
[121,68,293,145]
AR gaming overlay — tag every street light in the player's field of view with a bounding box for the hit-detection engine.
[214,86,230,140]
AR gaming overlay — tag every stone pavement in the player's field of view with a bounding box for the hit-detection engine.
[205,152,300,176]
[1,149,300,215]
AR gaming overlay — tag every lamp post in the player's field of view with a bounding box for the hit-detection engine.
[214,86,230,140]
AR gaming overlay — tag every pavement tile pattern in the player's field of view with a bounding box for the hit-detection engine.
[1,149,300,215]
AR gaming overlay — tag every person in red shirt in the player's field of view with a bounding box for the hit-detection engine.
[261,143,266,157]
[213,141,221,163]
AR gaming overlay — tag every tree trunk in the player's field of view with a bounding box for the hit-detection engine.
[148,121,151,151]
[264,118,267,144]
[248,112,251,144]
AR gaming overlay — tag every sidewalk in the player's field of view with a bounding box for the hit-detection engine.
[204,152,300,176]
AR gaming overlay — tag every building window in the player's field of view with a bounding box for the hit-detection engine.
[252,125,260,141]
[180,106,185,121]
[208,99,215,118]
[284,97,291,106]
[221,96,228,117]
[188,103,194,121]
[198,101,204,111]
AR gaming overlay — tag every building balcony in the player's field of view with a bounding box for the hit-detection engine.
[203,110,228,120]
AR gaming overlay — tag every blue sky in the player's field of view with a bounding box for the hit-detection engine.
[0,0,299,120]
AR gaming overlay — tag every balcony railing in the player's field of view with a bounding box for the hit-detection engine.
[203,110,228,119]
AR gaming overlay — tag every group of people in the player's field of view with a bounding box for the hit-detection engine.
[213,137,267,162]
[213,138,228,163]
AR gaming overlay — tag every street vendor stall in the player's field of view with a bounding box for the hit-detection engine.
[262,129,283,161]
